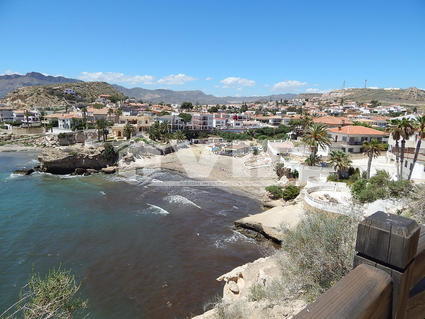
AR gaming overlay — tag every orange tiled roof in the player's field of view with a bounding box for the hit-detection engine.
[328,125,388,136]
[313,116,353,125]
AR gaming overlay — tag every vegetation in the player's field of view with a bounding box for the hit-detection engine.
[180,102,193,110]
[148,122,170,142]
[302,123,331,165]
[95,119,109,142]
[265,184,300,200]
[1,267,87,319]
[408,115,425,180]
[178,113,192,123]
[123,123,136,140]
[362,139,385,178]
[274,162,285,179]
[351,170,413,203]
[328,150,352,179]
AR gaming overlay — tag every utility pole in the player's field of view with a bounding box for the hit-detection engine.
[342,80,346,90]
[364,80,368,89]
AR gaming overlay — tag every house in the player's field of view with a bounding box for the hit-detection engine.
[221,143,250,156]
[63,88,76,95]
[87,107,109,121]
[328,125,389,153]
[313,116,353,128]
[191,113,213,130]
[0,107,14,122]
[44,113,83,131]
[12,110,40,124]
[213,117,227,128]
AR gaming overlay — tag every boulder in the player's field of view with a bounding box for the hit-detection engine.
[13,168,34,175]
[73,168,87,175]
[101,166,117,174]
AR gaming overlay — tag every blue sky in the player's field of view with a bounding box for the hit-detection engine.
[1,0,424,96]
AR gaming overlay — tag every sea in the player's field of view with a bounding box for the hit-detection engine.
[0,152,265,319]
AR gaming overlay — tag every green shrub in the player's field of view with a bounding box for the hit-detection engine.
[281,185,300,201]
[279,212,358,301]
[265,185,283,199]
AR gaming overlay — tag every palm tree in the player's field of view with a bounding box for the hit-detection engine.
[329,150,352,179]
[96,119,108,142]
[123,123,135,140]
[389,119,402,180]
[173,130,186,142]
[408,115,425,180]
[114,108,123,123]
[80,106,87,129]
[363,139,385,178]
[302,123,331,165]
[399,118,414,180]
[107,108,114,122]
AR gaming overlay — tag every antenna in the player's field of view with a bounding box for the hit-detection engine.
[364,80,368,89]
[342,80,346,90]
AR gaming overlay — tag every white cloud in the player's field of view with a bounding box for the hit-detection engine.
[272,80,307,92]
[79,72,155,84]
[157,73,196,85]
[1,69,22,75]
[205,77,213,81]
[220,77,256,88]
[305,88,330,93]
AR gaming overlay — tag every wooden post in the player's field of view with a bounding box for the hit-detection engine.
[354,211,420,319]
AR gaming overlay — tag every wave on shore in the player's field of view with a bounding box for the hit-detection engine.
[163,195,201,209]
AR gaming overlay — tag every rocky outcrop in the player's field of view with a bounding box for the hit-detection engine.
[38,145,118,174]
[193,255,306,319]
[13,168,35,175]
[234,202,304,243]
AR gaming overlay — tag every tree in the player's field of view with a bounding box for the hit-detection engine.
[208,106,219,113]
[80,106,87,129]
[370,100,381,108]
[180,102,193,110]
[329,150,352,179]
[389,119,402,180]
[107,108,114,121]
[24,110,30,127]
[173,130,186,142]
[275,162,285,179]
[114,108,123,123]
[302,123,331,165]
[123,123,135,140]
[408,116,425,180]
[398,118,414,180]
[96,119,109,142]
[363,139,385,178]
[2,267,87,319]
[179,113,192,123]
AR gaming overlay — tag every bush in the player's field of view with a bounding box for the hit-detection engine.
[3,267,87,319]
[350,170,413,203]
[279,212,358,300]
[265,185,283,199]
[281,185,300,201]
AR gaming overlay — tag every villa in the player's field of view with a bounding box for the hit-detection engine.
[328,125,389,153]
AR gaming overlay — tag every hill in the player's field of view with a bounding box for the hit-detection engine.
[113,84,298,104]
[323,87,425,107]
[3,82,125,108]
[0,72,81,97]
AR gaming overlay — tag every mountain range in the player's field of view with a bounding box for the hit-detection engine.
[1,72,424,107]
[0,72,304,104]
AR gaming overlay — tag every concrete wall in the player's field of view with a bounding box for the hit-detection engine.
[11,126,45,135]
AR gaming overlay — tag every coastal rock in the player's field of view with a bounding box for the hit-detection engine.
[101,166,117,174]
[13,168,34,175]
[234,202,304,243]
[73,168,87,175]
[122,152,135,164]
[38,145,118,175]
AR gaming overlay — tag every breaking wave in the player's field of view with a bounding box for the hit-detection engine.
[146,203,170,215]
[163,195,201,209]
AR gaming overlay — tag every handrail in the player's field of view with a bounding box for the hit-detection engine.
[295,212,425,319]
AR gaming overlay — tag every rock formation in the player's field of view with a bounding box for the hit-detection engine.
[38,145,118,174]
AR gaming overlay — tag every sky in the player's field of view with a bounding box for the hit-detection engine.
[0,0,424,96]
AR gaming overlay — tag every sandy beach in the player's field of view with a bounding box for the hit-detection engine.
[119,144,279,201]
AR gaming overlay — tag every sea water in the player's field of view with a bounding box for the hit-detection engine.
[0,152,264,318]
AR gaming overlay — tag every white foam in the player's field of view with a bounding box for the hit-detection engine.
[99,191,106,196]
[213,231,255,248]
[164,195,201,209]
[146,203,170,215]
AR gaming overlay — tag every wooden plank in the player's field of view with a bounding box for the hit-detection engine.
[294,264,392,319]
[406,289,425,319]
[410,226,425,289]
[356,211,420,270]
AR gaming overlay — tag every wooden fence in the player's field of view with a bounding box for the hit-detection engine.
[295,211,425,319]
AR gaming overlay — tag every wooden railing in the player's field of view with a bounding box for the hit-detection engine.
[295,211,425,319]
